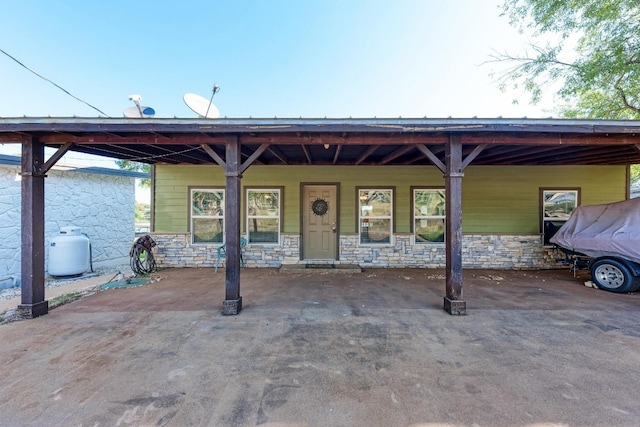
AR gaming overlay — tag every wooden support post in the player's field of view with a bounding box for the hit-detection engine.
[18,137,48,318]
[444,135,466,315]
[223,135,243,315]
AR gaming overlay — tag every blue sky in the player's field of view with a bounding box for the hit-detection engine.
[1,0,556,121]
[0,0,558,169]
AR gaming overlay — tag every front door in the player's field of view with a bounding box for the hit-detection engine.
[302,184,338,260]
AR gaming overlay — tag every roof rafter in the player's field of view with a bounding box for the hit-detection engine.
[355,145,380,165]
[379,145,415,165]
[332,145,342,165]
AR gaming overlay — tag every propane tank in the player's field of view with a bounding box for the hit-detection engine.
[48,226,90,277]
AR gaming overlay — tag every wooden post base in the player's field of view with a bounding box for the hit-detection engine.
[17,301,49,319]
[223,297,242,315]
[443,297,466,315]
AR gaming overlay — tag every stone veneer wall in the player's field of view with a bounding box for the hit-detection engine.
[151,233,565,270]
[0,165,136,287]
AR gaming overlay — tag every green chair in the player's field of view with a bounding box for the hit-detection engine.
[215,237,247,272]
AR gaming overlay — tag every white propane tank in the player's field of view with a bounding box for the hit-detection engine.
[48,226,90,277]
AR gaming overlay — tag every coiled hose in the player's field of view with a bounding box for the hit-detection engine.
[129,235,157,276]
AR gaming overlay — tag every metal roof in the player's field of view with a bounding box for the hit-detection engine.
[1,117,639,166]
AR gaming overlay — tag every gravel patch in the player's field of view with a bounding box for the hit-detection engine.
[0,265,130,302]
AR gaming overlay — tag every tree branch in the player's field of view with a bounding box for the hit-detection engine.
[614,74,640,114]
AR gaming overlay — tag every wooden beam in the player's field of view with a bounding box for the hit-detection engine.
[488,145,607,165]
[268,146,289,164]
[0,135,22,143]
[478,145,567,164]
[247,134,450,146]
[40,142,73,175]
[415,144,446,173]
[332,144,342,165]
[32,131,640,148]
[461,134,640,146]
[355,145,380,165]
[379,145,415,165]
[515,146,640,165]
[223,135,242,315]
[401,146,446,165]
[635,144,640,153]
[39,134,226,145]
[143,144,206,164]
[18,136,48,318]
[461,144,487,170]
[201,144,226,168]
[239,143,269,174]
[301,144,312,164]
[444,134,465,315]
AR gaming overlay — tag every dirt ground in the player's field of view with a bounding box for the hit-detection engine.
[0,267,639,427]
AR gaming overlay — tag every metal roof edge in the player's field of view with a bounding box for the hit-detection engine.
[0,116,639,132]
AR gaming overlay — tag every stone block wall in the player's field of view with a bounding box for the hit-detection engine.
[0,164,137,287]
[151,232,565,270]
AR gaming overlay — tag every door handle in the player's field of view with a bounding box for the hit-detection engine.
[332,223,337,233]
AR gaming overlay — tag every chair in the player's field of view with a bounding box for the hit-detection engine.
[215,237,247,272]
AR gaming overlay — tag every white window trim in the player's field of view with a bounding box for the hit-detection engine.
[541,188,579,247]
[358,188,394,246]
[190,188,225,245]
[413,188,446,245]
[246,188,281,245]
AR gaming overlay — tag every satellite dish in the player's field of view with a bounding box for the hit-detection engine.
[123,94,155,118]
[184,90,220,119]
[123,106,156,118]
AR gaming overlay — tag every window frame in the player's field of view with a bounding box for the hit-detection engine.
[540,187,581,246]
[189,187,225,245]
[411,186,446,245]
[244,186,284,245]
[356,186,395,246]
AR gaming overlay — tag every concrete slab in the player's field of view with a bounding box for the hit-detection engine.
[1,267,639,426]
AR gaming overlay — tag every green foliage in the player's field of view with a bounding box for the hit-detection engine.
[115,160,151,187]
[495,0,640,119]
[631,165,640,186]
[135,203,150,222]
[49,291,82,308]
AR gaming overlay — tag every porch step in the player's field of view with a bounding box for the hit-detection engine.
[279,264,362,274]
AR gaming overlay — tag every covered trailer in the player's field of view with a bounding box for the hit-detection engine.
[550,198,640,293]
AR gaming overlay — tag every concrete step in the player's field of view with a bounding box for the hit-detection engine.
[279,264,361,274]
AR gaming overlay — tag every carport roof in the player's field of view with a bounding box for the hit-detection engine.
[1,117,640,166]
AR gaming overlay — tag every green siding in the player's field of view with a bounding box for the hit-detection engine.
[153,164,627,235]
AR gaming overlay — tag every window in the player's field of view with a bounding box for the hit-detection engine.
[358,188,393,244]
[413,188,445,244]
[541,189,579,245]
[246,188,281,244]
[191,188,224,244]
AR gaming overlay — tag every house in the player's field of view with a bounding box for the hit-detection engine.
[0,154,147,289]
[1,117,639,318]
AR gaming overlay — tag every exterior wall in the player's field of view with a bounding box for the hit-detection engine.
[151,232,563,270]
[0,164,136,287]
[151,164,627,271]
[154,164,627,235]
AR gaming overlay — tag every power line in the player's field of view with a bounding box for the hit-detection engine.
[0,48,111,117]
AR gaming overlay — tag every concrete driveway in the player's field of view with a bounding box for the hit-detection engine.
[1,267,639,427]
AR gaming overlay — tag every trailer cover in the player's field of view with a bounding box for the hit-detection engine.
[550,198,640,264]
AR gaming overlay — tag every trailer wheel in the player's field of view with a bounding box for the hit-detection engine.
[590,259,639,293]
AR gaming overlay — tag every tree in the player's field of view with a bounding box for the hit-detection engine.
[493,0,640,119]
[632,164,640,187]
[115,159,151,187]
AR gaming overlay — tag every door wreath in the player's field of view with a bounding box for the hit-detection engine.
[311,198,329,216]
